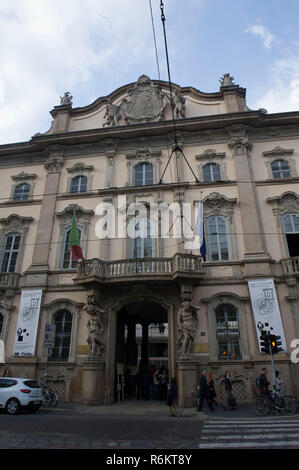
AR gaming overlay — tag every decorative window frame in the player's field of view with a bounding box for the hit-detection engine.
[202,292,250,362]
[267,191,299,258]
[195,149,227,182]
[42,298,84,362]
[0,214,34,273]
[125,147,162,187]
[201,192,238,261]
[263,146,296,179]
[66,162,94,193]
[55,204,94,270]
[10,172,37,202]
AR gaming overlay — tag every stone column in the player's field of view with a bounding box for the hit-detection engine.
[228,130,271,276]
[26,145,64,286]
[141,322,149,365]
[126,321,137,365]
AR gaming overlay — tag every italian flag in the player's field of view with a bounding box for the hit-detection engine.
[68,216,84,261]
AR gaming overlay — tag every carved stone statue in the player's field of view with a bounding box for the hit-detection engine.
[177,301,199,359]
[60,92,73,106]
[219,73,235,87]
[173,90,185,118]
[103,101,121,127]
[85,304,105,358]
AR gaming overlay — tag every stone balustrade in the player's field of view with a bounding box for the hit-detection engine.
[75,253,203,284]
[281,256,299,276]
[0,272,21,288]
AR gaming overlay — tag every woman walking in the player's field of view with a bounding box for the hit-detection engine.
[207,372,218,409]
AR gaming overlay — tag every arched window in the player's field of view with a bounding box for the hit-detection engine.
[206,216,230,261]
[70,175,87,193]
[13,183,30,201]
[50,310,72,361]
[134,163,154,186]
[0,233,21,272]
[203,163,221,182]
[62,228,82,270]
[282,213,299,257]
[271,160,291,179]
[215,304,241,360]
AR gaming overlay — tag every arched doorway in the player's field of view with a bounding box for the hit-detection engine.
[104,295,175,404]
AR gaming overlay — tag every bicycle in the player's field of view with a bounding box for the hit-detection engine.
[41,384,58,408]
[252,390,297,416]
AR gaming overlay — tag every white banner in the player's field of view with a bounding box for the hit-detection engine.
[248,279,286,352]
[13,290,43,357]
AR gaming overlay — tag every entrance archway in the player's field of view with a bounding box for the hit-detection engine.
[104,294,175,404]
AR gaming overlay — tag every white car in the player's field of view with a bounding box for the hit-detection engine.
[0,377,43,415]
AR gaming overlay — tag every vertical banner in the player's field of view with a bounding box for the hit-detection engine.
[13,289,43,357]
[248,279,286,352]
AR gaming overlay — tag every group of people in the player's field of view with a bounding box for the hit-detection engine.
[197,370,236,412]
[256,368,285,396]
[136,365,169,402]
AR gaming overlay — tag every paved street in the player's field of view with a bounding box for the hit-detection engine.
[0,401,298,449]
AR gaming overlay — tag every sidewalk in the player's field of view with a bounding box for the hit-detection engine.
[49,400,299,420]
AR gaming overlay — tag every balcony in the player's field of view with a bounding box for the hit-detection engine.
[281,257,299,276]
[74,253,204,286]
[0,272,21,289]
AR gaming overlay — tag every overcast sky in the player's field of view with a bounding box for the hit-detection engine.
[1,0,299,144]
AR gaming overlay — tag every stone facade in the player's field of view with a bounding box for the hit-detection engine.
[0,74,298,406]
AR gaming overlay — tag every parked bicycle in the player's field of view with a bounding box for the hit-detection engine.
[252,390,297,416]
[41,384,58,408]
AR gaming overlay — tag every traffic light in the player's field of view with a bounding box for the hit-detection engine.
[270,335,283,354]
[260,330,270,354]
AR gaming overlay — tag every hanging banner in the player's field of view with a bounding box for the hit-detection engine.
[248,279,286,352]
[13,290,43,357]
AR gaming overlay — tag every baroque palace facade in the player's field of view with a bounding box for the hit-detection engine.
[0,73,299,406]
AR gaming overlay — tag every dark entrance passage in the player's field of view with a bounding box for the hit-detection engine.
[115,301,168,402]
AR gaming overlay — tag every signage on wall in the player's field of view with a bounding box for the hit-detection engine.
[248,279,286,352]
[13,290,43,357]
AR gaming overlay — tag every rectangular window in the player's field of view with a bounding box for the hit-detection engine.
[0,234,21,273]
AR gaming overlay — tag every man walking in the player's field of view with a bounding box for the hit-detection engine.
[197,371,213,412]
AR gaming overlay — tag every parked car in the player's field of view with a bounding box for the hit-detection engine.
[0,377,43,415]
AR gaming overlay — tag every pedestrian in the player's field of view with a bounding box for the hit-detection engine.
[274,370,285,396]
[167,377,178,417]
[258,368,270,397]
[152,368,160,400]
[159,367,168,402]
[196,384,201,409]
[2,364,12,377]
[224,371,236,410]
[197,371,214,411]
[207,372,218,409]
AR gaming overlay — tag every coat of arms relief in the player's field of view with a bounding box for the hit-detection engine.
[102,75,184,127]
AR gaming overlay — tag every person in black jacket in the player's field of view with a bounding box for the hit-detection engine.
[197,371,214,412]
[259,368,270,396]
[224,371,236,410]
[167,377,178,417]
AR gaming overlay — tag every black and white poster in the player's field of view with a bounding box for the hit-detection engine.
[248,278,286,352]
[13,289,43,357]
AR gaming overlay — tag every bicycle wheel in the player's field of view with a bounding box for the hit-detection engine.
[279,396,297,415]
[252,397,269,416]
